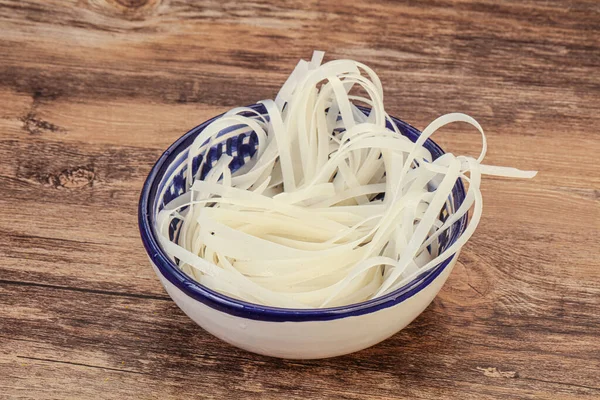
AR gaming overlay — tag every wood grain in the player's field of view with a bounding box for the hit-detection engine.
[1,0,599,398]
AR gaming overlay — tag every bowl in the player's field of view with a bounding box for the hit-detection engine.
[138,104,468,359]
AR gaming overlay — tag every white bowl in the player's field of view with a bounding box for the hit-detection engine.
[139,104,467,359]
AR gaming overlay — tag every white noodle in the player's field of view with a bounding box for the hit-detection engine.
[155,52,537,308]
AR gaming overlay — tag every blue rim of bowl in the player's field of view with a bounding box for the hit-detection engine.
[138,105,468,322]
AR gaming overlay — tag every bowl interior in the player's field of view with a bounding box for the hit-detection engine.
[140,104,467,320]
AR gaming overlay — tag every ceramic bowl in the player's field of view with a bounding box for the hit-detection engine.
[138,104,467,359]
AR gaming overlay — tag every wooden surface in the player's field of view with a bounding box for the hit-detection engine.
[1,0,599,398]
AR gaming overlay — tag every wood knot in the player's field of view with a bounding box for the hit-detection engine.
[32,88,61,101]
[47,167,96,189]
[96,0,161,17]
[21,112,63,135]
[114,0,149,8]
[477,367,519,379]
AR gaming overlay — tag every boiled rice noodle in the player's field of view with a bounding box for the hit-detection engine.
[155,51,536,309]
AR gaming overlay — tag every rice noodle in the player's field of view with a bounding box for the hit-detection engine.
[155,51,537,308]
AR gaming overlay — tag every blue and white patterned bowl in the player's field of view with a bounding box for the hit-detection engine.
[138,104,468,359]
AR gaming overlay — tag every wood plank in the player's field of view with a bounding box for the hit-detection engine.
[2,283,599,399]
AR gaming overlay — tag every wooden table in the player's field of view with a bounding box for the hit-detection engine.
[1,0,599,398]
